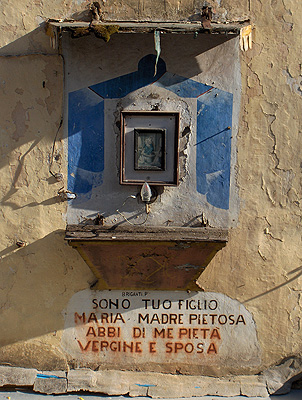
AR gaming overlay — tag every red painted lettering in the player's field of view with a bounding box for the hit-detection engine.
[175,343,183,353]
[165,343,173,353]
[123,341,134,352]
[154,328,165,338]
[210,328,221,340]
[74,312,86,324]
[167,328,173,338]
[149,342,157,353]
[207,342,217,354]
[92,341,99,352]
[100,341,109,351]
[98,327,106,337]
[200,328,210,339]
[135,342,142,353]
[77,340,91,351]
[108,327,116,337]
[197,343,204,353]
[192,328,199,338]
[88,313,98,323]
[178,328,188,339]
[86,327,96,337]
[184,343,194,353]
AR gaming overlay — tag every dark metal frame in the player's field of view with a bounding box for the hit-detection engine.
[120,111,180,186]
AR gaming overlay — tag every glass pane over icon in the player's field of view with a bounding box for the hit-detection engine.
[121,111,179,185]
[134,129,166,171]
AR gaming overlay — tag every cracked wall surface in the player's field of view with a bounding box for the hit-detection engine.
[0,0,302,386]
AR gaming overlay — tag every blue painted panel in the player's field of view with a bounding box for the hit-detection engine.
[67,55,234,211]
[196,89,233,210]
[155,72,213,98]
[68,88,104,195]
[89,55,166,99]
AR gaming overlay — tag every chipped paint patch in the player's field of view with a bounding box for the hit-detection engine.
[135,383,157,387]
[175,263,201,271]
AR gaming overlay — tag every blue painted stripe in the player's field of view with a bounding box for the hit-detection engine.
[36,374,65,380]
[196,89,233,210]
[155,72,213,98]
[135,383,157,387]
[67,54,233,211]
[68,88,104,195]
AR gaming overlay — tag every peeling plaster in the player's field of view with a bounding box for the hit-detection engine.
[11,101,27,141]
[283,68,302,96]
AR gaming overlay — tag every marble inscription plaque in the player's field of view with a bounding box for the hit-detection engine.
[61,290,260,370]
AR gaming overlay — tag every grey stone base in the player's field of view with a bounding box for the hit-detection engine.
[0,359,301,397]
[0,365,268,397]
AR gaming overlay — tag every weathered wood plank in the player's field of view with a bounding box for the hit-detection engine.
[47,20,250,35]
[65,225,228,242]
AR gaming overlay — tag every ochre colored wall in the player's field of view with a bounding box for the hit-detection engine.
[0,0,302,375]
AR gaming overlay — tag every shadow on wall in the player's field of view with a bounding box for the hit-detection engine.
[0,230,301,371]
[1,230,301,346]
[0,25,235,370]
[0,24,234,201]
[0,25,67,228]
[0,24,56,57]
[243,265,302,304]
[0,231,95,366]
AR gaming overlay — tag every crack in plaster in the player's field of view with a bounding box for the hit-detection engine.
[246,64,264,97]
[265,231,283,242]
[258,246,267,261]
[281,0,293,15]
[266,113,280,171]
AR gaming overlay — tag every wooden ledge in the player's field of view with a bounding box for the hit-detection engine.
[47,20,250,35]
[65,225,228,290]
[65,225,228,243]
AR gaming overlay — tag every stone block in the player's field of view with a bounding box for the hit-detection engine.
[241,382,269,397]
[34,377,67,394]
[67,369,262,398]
[206,379,240,397]
[67,369,98,392]
[238,375,268,397]
[148,375,210,398]
[67,369,131,394]
[128,383,151,397]
[148,375,241,398]
[0,366,37,387]
[94,370,135,395]
[262,357,302,394]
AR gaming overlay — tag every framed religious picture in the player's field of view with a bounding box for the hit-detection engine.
[120,111,180,186]
[134,128,166,171]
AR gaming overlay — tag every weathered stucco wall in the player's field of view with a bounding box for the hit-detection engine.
[199,0,302,369]
[0,0,302,389]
